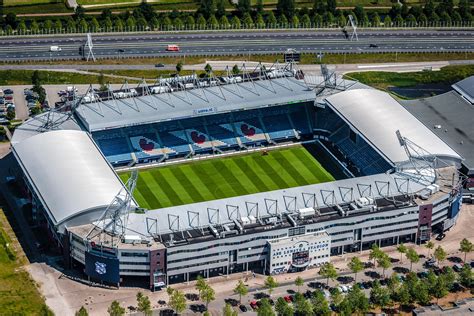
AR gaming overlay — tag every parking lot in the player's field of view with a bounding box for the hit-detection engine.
[20,203,473,316]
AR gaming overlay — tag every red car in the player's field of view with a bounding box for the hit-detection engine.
[250,300,258,310]
[284,296,292,303]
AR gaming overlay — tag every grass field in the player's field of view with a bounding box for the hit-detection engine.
[0,208,51,316]
[119,145,334,209]
[345,64,474,91]
[0,70,136,85]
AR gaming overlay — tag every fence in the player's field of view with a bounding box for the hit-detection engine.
[1,21,474,37]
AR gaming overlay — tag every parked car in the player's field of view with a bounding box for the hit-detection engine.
[453,263,463,272]
[239,305,248,312]
[4,89,13,95]
[250,300,258,310]
[436,233,446,241]
[283,296,292,303]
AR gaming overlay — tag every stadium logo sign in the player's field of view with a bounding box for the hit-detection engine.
[95,261,107,275]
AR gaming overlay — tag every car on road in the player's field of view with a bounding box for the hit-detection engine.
[436,233,446,241]
[369,43,378,48]
[155,63,165,68]
[239,304,248,312]
[166,44,180,52]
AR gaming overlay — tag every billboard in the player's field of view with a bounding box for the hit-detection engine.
[85,251,120,284]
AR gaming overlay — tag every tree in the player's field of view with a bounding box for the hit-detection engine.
[201,285,215,310]
[18,20,27,33]
[397,243,407,263]
[231,16,241,28]
[294,292,312,315]
[174,17,184,29]
[275,297,293,316]
[169,289,187,315]
[90,17,100,32]
[98,73,108,91]
[5,12,18,28]
[313,0,325,16]
[176,61,183,73]
[327,0,336,14]
[459,238,473,263]
[186,15,196,28]
[256,0,264,14]
[301,14,311,27]
[242,12,254,28]
[405,248,420,271]
[114,18,124,31]
[237,0,251,15]
[126,16,136,30]
[199,0,216,18]
[311,290,331,316]
[204,63,213,75]
[136,292,152,316]
[196,275,207,296]
[267,11,277,26]
[43,20,53,31]
[377,254,392,278]
[319,262,337,286]
[432,276,448,304]
[216,0,226,17]
[257,298,275,316]
[440,266,456,291]
[347,285,369,315]
[425,241,434,258]
[108,300,125,316]
[74,5,86,20]
[233,280,248,304]
[256,14,265,28]
[348,257,364,282]
[370,280,391,311]
[54,20,63,32]
[219,15,230,28]
[396,283,411,309]
[413,280,431,306]
[369,244,383,266]
[394,14,404,26]
[293,276,304,293]
[208,14,218,28]
[264,276,278,295]
[277,0,295,19]
[458,264,473,288]
[433,245,447,266]
[223,303,237,316]
[75,306,88,316]
[197,14,207,28]
[384,15,392,27]
[330,287,343,308]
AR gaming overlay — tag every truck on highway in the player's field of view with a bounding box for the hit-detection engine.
[166,45,180,52]
[49,46,62,52]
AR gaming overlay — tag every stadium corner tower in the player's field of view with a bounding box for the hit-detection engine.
[9,67,472,290]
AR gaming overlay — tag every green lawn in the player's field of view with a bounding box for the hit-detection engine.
[119,146,334,209]
[345,64,474,90]
[0,209,51,316]
[0,70,135,85]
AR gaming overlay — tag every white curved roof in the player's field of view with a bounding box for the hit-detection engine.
[325,89,461,164]
[12,130,129,227]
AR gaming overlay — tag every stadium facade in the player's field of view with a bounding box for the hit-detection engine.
[9,67,472,289]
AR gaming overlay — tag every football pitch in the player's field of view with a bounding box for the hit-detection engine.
[119,145,335,210]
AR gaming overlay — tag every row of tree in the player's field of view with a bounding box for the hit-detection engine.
[1,0,473,34]
[73,238,473,315]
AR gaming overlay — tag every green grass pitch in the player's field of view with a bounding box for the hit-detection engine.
[119,145,335,210]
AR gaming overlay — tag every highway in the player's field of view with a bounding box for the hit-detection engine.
[0,29,473,61]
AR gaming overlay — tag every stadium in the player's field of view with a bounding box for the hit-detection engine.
[8,63,473,289]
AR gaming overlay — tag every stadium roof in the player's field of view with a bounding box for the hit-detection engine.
[75,77,315,132]
[452,75,474,104]
[11,111,82,145]
[324,89,462,165]
[123,171,426,236]
[401,90,474,175]
[12,130,133,230]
